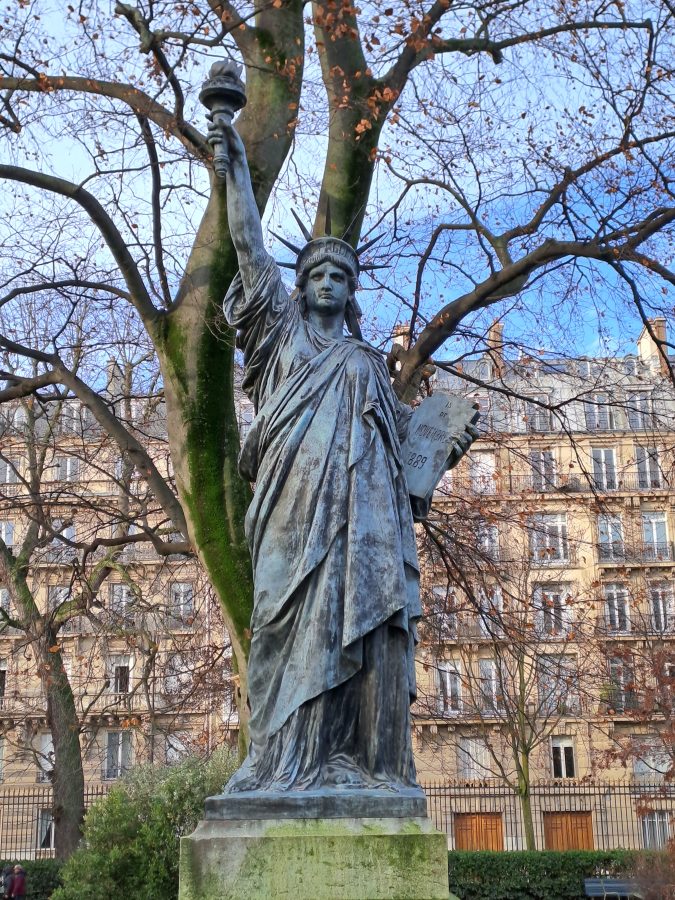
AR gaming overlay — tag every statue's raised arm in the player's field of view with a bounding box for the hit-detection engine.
[216,123,269,294]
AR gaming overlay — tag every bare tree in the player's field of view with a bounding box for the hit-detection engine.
[0,0,673,851]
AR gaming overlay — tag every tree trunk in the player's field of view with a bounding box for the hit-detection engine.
[40,636,85,859]
[155,4,305,742]
[517,758,536,851]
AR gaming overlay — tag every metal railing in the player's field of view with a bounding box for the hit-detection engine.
[442,472,669,497]
[0,780,674,858]
[0,785,110,860]
[598,542,674,564]
[423,779,675,851]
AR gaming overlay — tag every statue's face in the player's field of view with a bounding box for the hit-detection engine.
[303,262,350,319]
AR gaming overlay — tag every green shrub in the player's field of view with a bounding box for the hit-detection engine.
[0,859,63,899]
[52,748,238,900]
[447,849,647,900]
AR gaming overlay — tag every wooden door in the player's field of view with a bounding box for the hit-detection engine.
[543,811,594,850]
[454,813,504,850]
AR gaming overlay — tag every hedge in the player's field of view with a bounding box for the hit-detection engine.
[447,850,647,900]
[0,859,63,899]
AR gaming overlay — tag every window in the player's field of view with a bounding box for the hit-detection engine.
[47,585,69,612]
[110,584,134,620]
[650,582,674,633]
[579,360,604,380]
[604,583,630,633]
[606,656,637,712]
[457,736,491,780]
[130,399,146,425]
[0,587,9,617]
[58,401,79,434]
[165,732,190,765]
[477,522,499,560]
[108,655,132,695]
[237,402,255,442]
[469,451,496,494]
[626,392,652,430]
[35,809,54,851]
[591,447,617,490]
[164,653,194,695]
[473,395,491,433]
[0,458,18,484]
[54,456,79,482]
[525,394,551,432]
[534,583,570,637]
[642,511,669,560]
[438,660,462,714]
[168,582,194,626]
[530,514,569,564]
[636,447,662,489]
[551,736,576,778]
[633,735,670,780]
[0,521,14,550]
[104,730,132,780]
[36,733,54,783]
[584,393,613,431]
[429,585,457,639]
[478,587,503,637]
[0,659,6,699]
[478,658,503,713]
[598,514,624,562]
[538,654,580,716]
[641,811,671,849]
[47,520,75,561]
[529,449,556,490]
[0,404,26,434]
[623,357,640,376]
[223,658,239,723]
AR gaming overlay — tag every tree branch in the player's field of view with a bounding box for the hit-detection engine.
[0,75,210,158]
[0,279,131,310]
[0,165,158,326]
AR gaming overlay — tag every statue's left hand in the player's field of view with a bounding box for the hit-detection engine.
[445,422,480,471]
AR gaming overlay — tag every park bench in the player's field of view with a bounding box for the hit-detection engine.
[583,877,644,899]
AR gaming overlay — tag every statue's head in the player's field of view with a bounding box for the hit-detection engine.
[294,237,361,333]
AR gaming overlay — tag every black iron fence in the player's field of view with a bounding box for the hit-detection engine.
[1,780,674,860]
[423,780,675,851]
[0,785,109,861]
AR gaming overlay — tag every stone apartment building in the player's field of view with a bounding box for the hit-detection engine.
[0,381,237,856]
[1,322,674,855]
[411,319,675,850]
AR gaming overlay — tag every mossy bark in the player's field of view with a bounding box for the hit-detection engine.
[40,635,85,860]
[153,3,305,744]
[5,561,84,859]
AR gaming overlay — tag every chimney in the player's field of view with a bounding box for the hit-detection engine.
[637,318,668,375]
[391,324,410,350]
[487,320,505,377]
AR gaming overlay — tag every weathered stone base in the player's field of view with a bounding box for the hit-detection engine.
[179,816,451,900]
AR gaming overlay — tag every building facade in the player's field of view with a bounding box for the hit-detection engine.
[411,319,675,849]
[1,323,674,855]
[0,385,237,856]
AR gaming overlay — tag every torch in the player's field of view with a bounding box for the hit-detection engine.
[199,61,247,180]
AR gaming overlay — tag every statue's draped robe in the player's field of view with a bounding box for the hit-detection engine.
[224,256,421,791]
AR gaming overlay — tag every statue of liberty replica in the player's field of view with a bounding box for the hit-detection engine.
[180,62,475,900]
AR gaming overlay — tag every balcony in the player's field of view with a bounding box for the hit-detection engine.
[529,548,576,568]
[597,543,674,565]
[601,689,641,713]
[442,472,669,498]
[0,693,46,714]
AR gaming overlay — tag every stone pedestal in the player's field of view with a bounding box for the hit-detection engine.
[179,815,451,899]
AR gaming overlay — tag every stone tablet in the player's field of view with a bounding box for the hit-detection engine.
[402,391,480,499]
